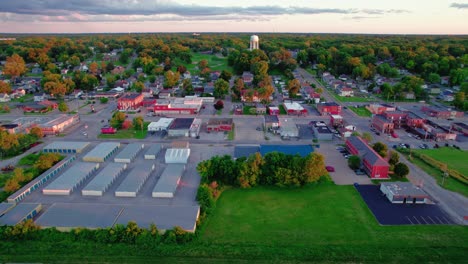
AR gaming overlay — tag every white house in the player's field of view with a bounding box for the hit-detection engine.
[0,93,10,102]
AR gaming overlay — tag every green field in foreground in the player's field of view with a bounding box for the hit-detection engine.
[1,184,467,263]
[414,147,468,176]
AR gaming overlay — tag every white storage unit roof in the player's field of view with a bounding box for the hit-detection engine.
[82,163,128,196]
[148,118,174,131]
[165,148,190,164]
[152,164,185,198]
[144,144,162,160]
[43,141,90,154]
[0,203,14,216]
[43,162,99,195]
[0,203,42,226]
[114,143,144,163]
[115,163,155,197]
[83,142,120,162]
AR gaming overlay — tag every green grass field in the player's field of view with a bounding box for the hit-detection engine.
[177,52,233,74]
[1,183,467,263]
[329,90,373,102]
[415,147,468,176]
[98,122,149,139]
[348,106,372,117]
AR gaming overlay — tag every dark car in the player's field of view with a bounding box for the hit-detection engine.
[355,169,365,175]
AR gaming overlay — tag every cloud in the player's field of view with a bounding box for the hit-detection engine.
[450,3,468,9]
[0,1,408,20]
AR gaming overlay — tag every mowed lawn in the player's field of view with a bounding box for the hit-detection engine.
[348,106,372,117]
[414,147,468,176]
[179,52,233,73]
[200,184,468,262]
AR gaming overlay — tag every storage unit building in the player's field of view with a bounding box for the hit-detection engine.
[115,163,155,197]
[7,156,76,203]
[114,143,144,163]
[43,162,100,195]
[43,141,90,154]
[82,142,120,162]
[152,164,186,198]
[380,182,430,204]
[0,203,14,217]
[165,148,190,164]
[0,203,42,226]
[82,163,128,196]
[144,144,162,160]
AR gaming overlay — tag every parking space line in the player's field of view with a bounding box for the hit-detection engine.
[434,216,444,224]
[442,216,452,224]
[406,216,414,225]
[420,216,429,224]
[426,216,437,224]
[413,216,421,224]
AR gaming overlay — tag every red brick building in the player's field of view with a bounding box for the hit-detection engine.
[406,112,426,128]
[421,106,464,119]
[206,118,233,132]
[153,98,202,115]
[117,93,144,111]
[317,102,341,116]
[451,122,468,136]
[383,111,408,128]
[346,136,389,179]
[371,114,394,134]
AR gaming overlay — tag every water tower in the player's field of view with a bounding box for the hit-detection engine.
[250,35,259,50]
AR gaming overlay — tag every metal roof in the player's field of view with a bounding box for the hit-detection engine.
[0,203,41,226]
[152,164,185,195]
[169,118,194,130]
[43,162,99,193]
[82,163,127,195]
[114,143,143,162]
[260,145,313,157]
[347,136,388,166]
[381,182,429,197]
[145,144,162,157]
[83,142,120,161]
[165,148,191,162]
[0,203,14,216]
[43,141,90,151]
[115,162,155,194]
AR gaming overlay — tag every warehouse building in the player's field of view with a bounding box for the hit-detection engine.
[380,182,430,204]
[0,203,14,216]
[152,164,186,198]
[8,156,76,203]
[38,114,80,135]
[144,144,162,160]
[114,143,144,163]
[43,162,100,195]
[0,203,42,226]
[167,118,194,137]
[115,163,155,197]
[43,141,90,154]
[147,118,174,132]
[311,121,334,141]
[82,142,120,162]
[82,163,128,196]
[279,118,299,139]
[165,148,190,164]
[206,118,233,132]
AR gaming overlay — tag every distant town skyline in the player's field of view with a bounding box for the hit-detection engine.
[0,0,467,34]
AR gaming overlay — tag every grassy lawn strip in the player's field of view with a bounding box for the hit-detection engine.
[414,147,468,176]
[227,124,235,140]
[329,90,373,102]
[98,122,149,139]
[398,148,467,197]
[348,106,372,117]
[278,104,287,115]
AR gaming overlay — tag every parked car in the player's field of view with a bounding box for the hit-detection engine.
[326,166,335,172]
[391,132,399,138]
[1,165,14,172]
[355,169,365,175]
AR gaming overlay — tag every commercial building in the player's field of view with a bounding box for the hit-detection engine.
[421,106,464,119]
[206,118,233,132]
[167,118,195,137]
[7,156,76,203]
[144,144,163,160]
[152,164,186,198]
[317,102,342,116]
[268,106,280,115]
[279,118,299,139]
[38,114,80,135]
[406,112,426,128]
[346,136,389,179]
[283,102,307,115]
[366,104,396,115]
[147,118,174,132]
[383,111,408,129]
[115,163,155,197]
[264,115,280,130]
[153,97,202,115]
[82,142,120,162]
[371,114,395,134]
[311,122,334,141]
[114,143,144,163]
[165,148,191,164]
[0,203,42,226]
[42,162,100,195]
[43,141,90,154]
[82,163,128,196]
[451,122,468,136]
[117,93,144,111]
[380,182,430,204]
[330,115,344,127]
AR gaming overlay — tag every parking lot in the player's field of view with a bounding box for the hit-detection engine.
[355,184,454,225]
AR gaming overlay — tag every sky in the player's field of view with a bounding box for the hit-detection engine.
[0,0,467,34]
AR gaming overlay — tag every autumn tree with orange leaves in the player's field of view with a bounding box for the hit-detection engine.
[0,80,12,94]
[3,54,27,80]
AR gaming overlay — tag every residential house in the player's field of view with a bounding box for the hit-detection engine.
[0,93,10,102]
[204,82,215,95]
[34,92,47,102]
[242,72,254,85]
[346,136,389,179]
[241,89,260,103]
[440,76,450,85]
[31,67,43,75]
[112,66,125,75]
[337,86,354,97]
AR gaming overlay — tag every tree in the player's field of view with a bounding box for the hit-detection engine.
[302,153,327,183]
[29,127,43,139]
[372,142,388,158]
[219,70,232,82]
[389,151,400,167]
[238,152,263,188]
[164,70,180,88]
[181,79,194,96]
[44,81,67,98]
[4,54,27,79]
[89,62,99,74]
[348,155,361,170]
[198,59,208,70]
[68,55,81,67]
[110,112,126,129]
[4,178,20,193]
[106,75,116,88]
[213,100,224,110]
[361,132,373,143]
[453,92,465,110]
[214,79,229,99]
[34,153,61,171]
[132,116,144,131]
[450,68,466,86]
[132,81,145,93]
[428,73,441,84]
[287,79,300,97]
[394,162,410,178]
[0,80,11,94]
[176,65,187,74]
[100,97,109,104]
[58,102,69,112]
[106,62,115,73]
